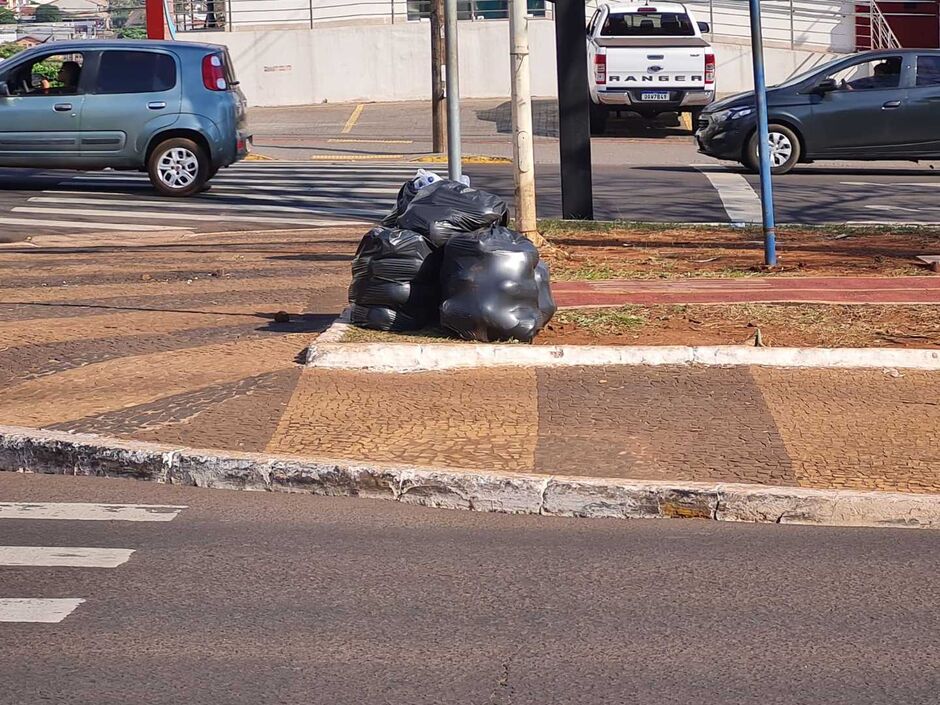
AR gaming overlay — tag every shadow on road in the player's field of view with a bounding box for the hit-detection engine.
[475,100,693,139]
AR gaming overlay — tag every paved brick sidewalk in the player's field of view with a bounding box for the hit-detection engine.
[554,276,940,308]
[2,230,939,494]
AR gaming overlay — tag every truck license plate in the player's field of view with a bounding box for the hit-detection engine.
[641,91,671,101]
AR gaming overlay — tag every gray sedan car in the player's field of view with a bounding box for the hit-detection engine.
[0,39,251,196]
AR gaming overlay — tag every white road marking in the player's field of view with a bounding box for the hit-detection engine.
[12,206,366,227]
[842,181,940,188]
[693,164,763,223]
[1,217,188,231]
[46,190,384,215]
[28,195,382,216]
[0,546,134,568]
[865,204,924,213]
[0,502,186,522]
[0,598,85,623]
[68,177,401,196]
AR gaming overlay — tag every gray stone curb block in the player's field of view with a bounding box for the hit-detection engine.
[0,426,176,482]
[305,341,940,373]
[2,424,939,529]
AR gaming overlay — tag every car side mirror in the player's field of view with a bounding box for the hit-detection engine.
[697,21,710,33]
[814,78,838,94]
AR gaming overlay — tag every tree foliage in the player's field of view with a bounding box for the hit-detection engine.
[34,4,63,22]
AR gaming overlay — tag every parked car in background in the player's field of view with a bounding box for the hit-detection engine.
[696,49,940,174]
[586,1,715,135]
[0,39,250,196]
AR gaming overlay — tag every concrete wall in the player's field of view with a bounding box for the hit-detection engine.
[199,20,842,107]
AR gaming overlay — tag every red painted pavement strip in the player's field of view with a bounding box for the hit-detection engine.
[553,277,940,307]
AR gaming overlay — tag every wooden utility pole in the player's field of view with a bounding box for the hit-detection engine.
[430,0,447,154]
[509,0,543,246]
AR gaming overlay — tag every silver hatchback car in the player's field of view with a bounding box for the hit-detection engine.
[0,39,251,196]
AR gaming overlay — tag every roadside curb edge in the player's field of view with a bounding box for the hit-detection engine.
[1,425,938,530]
[306,338,940,373]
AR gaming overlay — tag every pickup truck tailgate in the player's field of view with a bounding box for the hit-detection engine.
[603,44,708,88]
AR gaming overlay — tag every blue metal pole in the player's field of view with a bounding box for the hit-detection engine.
[748,0,777,266]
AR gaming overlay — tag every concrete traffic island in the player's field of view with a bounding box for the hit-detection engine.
[2,425,939,530]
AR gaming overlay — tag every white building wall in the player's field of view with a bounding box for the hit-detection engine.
[198,18,843,107]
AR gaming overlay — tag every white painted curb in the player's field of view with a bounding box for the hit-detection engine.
[2,425,938,530]
[306,339,940,373]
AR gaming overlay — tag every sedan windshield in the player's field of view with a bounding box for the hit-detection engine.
[772,56,847,89]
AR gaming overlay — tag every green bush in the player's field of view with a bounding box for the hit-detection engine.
[117,27,147,39]
[34,4,63,22]
[0,43,23,60]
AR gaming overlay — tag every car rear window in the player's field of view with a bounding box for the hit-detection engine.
[601,12,695,37]
[916,55,940,87]
[95,51,176,94]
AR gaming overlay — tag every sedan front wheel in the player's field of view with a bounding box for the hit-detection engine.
[745,124,801,175]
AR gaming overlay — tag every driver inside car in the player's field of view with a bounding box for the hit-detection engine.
[845,58,901,90]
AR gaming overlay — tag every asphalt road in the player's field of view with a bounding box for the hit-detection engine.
[3,99,940,237]
[3,472,940,705]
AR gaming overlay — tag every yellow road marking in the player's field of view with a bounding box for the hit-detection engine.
[413,154,511,164]
[328,138,414,144]
[341,104,365,134]
[309,154,405,161]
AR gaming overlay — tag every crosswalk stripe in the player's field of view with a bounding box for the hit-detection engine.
[0,503,186,522]
[0,546,135,568]
[0,598,85,623]
[67,178,402,197]
[1,217,189,231]
[28,195,384,216]
[12,206,369,227]
[39,191,384,216]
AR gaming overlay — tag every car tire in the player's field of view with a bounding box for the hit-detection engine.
[148,138,210,197]
[589,103,608,136]
[745,124,801,175]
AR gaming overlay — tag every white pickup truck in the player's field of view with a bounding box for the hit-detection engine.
[587,1,716,134]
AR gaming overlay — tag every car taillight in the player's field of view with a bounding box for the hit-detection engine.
[595,53,607,85]
[202,53,227,91]
[705,53,715,85]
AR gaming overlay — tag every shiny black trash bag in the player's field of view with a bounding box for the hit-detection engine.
[379,179,421,228]
[397,180,510,248]
[439,226,557,343]
[348,227,439,331]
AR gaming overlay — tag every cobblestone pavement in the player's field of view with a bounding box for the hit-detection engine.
[553,277,940,307]
[2,229,939,494]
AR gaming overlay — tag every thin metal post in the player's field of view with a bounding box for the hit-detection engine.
[789,0,795,48]
[309,0,314,28]
[444,0,462,181]
[708,0,713,35]
[509,0,539,241]
[749,0,777,266]
[226,0,233,30]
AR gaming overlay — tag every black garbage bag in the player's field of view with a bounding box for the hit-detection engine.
[397,180,510,248]
[439,226,556,343]
[379,179,420,227]
[348,227,439,331]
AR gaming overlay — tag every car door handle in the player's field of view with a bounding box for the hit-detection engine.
[882,100,902,109]
[53,103,72,112]
[148,101,166,110]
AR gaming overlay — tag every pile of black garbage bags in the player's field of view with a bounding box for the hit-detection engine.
[348,174,556,343]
